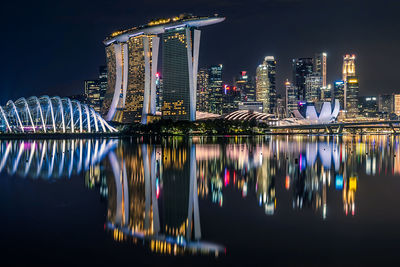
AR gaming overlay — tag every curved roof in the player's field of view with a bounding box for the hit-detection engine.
[104,15,225,45]
[0,95,117,134]
[225,110,275,121]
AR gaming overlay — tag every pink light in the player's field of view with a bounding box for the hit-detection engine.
[224,169,230,187]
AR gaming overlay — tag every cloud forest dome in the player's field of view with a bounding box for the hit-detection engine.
[0,96,117,133]
[104,14,225,45]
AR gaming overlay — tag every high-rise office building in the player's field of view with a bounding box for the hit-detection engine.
[256,56,276,114]
[98,66,108,107]
[101,14,224,124]
[208,64,223,114]
[394,94,400,116]
[320,84,333,102]
[156,73,163,112]
[314,52,327,88]
[285,80,298,117]
[358,96,378,118]
[346,76,359,117]
[378,94,394,115]
[222,85,240,114]
[234,71,255,102]
[292,58,313,100]
[342,54,356,111]
[85,80,101,112]
[334,81,345,110]
[197,68,209,112]
[305,73,322,102]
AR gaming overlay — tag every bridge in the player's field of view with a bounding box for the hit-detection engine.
[271,120,400,134]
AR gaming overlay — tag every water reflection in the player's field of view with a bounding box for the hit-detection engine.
[3,135,400,257]
[0,139,117,179]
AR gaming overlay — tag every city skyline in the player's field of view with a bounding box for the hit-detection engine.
[1,0,399,101]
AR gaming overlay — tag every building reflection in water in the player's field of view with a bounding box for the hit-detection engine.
[104,141,225,256]
[3,135,400,256]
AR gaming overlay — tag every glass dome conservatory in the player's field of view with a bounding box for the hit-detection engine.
[0,96,117,133]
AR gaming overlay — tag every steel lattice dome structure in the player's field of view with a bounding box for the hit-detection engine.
[0,96,117,133]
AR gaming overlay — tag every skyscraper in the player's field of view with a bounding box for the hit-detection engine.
[222,85,240,114]
[358,96,378,118]
[292,58,313,100]
[378,94,394,115]
[208,64,223,114]
[197,68,209,112]
[234,71,255,102]
[101,14,224,124]
[314,52,327,88]
[162,27,199,121]
[102,34,159,124]
[305,73,322,102]
[98,66,108,107]
[85,80,101,112]
[156,73,163,112]
[256,56,276,114]
[342,54,356,111]
[285,80,298,117]
[346,76,359,117]
[334,81,345,110]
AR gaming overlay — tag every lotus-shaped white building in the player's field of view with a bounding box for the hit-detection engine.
[0,96,117,133]
[292,99,340,124]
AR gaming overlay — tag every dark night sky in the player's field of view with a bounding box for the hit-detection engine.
[0,0,399,102]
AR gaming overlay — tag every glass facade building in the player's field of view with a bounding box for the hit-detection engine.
[292,58,313,101]
[346,76,359,117]
[256,56,276,114]
[197,68,209,112]
[208,64,223,115]
[162,27,199,121]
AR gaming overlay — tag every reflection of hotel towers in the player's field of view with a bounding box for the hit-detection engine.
[104,143,223,255]
[101,15,224,124]
[0,139,117,179]
[342,54,356,110]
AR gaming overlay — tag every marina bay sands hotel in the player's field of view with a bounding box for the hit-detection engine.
[101,14,225,124]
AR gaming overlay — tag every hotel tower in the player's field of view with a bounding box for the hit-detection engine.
[101,14,224,124]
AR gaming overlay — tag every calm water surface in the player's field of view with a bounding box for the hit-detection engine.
[1,135,400,265]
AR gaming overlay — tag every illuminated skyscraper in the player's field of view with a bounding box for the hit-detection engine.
[98,66,108,107]
[314,52,327,88]
[102,34,159,124]
[208,64,223,114]
[346,76,359,117]
[101,15,224,123]
[305,73,322,102]
[234,71,255,102]
[334,81,345,109]
[285,80,298,117]
[197,68,209,112]
[256,56,276,113]
[292,58,313,100]
[222,85,240,114]
[85,80,101,112]
[155,73,163,112]
[378,94,394,116]
[358,96,378,118]
[162,27,199,121]
[342,54,356,111]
